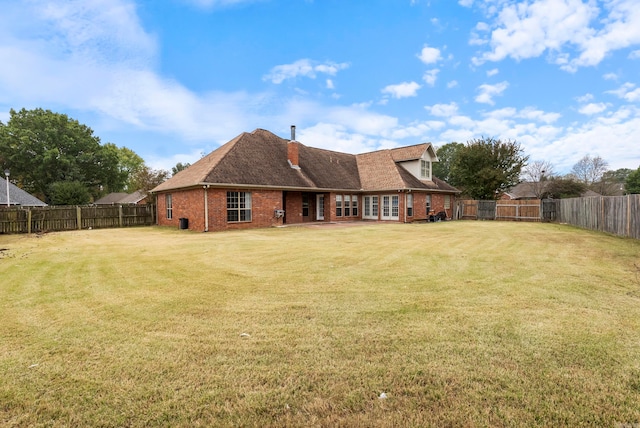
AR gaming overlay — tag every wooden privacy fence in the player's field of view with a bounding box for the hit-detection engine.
[457,196,639,240]
[556,195,640,240]
[0,205,156,234]
[456,199,552,222]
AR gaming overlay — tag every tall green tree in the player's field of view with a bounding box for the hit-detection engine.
[451,137,528,200]
[171,162,191,177]
[115,146,146,191]
[48,181,91,205]
[0,108,122,201]
[542,178,587,199]
[433,142,464,183]
[626,167,640,194]
[129,165,170,195]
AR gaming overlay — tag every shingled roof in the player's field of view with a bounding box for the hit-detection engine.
[152,129,459,194]
[0,178,47,206]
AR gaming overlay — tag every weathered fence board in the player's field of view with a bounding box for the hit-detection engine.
[0,205,155,234]
[457,200,546,222]
[456,196,638,239]
[557,195,640,240]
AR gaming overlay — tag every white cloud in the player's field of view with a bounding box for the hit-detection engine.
[417,45,442,64]
[298,123,377,154]
[426,102,459,117]
[603,72,618,80]
[447,80,459,88]
[475,81,509,105]
[578,102,609,115]
[326,79,335,90]
[381,81,422,99]
[388,121,446,140]
[630,50,640,59]
[517,107,561,124]
[263,59,349,84]
[486,68,499,76]
[606,82,640,102]
[576,93,594,103]
[472,0,640,72]
[459,0,474,7]
[422,69,440,86]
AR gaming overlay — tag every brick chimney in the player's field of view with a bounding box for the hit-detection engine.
[288,125,300,169]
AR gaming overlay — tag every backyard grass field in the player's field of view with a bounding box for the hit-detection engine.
[1,221,640,427]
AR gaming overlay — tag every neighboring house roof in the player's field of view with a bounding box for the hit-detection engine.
[503,182,543,199]
[118,190,148,204]
[94,192,129,204]
[94,191,147,205]
[152,129,460,194]
[504,182,601,199]
[0,178,47,206]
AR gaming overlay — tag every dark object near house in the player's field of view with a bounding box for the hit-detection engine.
[179,218,188,229]
[430,211,447,222]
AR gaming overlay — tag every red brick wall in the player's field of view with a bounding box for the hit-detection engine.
[156,188,456,231]
[285,192,304,224]
[157,188,284,232]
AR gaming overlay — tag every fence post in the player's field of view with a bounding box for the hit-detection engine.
[76,206,82,230]
[27,208,32,234]
[628,194,631,237]
[119,205,123,228]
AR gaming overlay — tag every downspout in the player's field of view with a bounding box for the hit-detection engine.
[203,185,209,232]
[403,191,407,224]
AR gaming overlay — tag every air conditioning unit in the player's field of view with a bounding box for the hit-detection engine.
[274,209,285,218]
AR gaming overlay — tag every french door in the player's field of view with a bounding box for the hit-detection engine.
[381,195,399,220]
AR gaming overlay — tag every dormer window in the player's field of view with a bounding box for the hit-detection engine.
[421,160,431,179]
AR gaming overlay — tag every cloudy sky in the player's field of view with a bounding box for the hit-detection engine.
[1,0,639,174]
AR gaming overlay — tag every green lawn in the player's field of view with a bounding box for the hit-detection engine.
[1,222,639,427]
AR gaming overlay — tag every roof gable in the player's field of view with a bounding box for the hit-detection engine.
[389,143,437,162]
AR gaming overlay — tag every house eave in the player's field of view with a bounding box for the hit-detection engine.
[150,181,461,195]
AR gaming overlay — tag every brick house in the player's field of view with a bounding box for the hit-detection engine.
[150,128,460,232]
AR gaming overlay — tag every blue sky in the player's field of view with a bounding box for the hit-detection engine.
[1,0,639,175]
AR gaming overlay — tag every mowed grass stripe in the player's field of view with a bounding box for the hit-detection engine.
[1,222,639,427]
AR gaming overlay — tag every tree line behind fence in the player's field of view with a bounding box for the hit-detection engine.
[0,205,156,234]
[457,195,640,240]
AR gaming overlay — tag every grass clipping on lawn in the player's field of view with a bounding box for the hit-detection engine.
[1,222,640,427]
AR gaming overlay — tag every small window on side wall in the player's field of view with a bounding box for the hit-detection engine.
[407,193,413,217]
[166,194,173,219]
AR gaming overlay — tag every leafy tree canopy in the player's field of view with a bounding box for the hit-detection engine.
[542,178,587,199]
[172,162,191,177]
[450,137,528,200]
[130,165,170,194]
[626,167,640,194]
[48,181,91,205]
[114,145,145,191]
[0,108,130,201]
[433,142,464,183]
